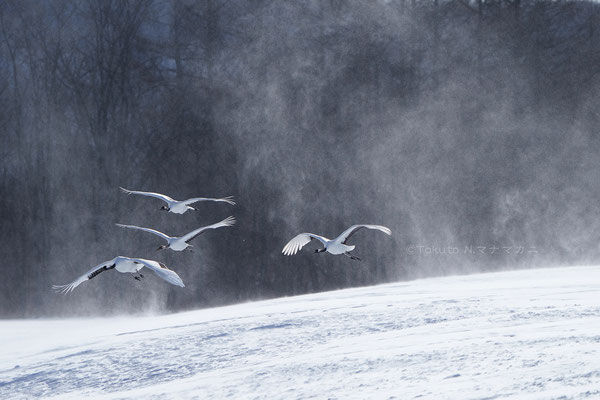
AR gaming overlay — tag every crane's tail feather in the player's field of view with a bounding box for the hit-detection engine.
[52,284,75,294]
[218,196,236,206]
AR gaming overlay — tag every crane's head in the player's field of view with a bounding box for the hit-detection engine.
[156,245,167,251]
[160,205,169,211]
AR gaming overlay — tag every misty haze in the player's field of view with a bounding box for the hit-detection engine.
[1,0,599,398]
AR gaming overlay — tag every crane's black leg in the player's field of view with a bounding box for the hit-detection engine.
[345,252,361,261]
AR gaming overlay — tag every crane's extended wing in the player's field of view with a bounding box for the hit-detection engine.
[115,223,171,242]
[119,187,174,203]
[339,224,392,244]
[132,258,184,287]
[52,260,115,294]
[181,216,236,243]
[181,196,235,206]
[282,233,329,256]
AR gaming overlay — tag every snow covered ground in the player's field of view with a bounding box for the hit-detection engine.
[1,266,600,399]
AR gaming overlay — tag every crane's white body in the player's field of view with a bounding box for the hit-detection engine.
[119,187,235,215]
[116,216,235,252]
[114,256,143,273]
[52,256,184,294]
[113,256,161,274]
[284,235,356,256]
[282,224,391,259]
[323,241,355,255]
[168,202,195,215]
[168,238,191,251]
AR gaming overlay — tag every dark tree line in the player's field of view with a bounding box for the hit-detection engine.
[1,0,599,317]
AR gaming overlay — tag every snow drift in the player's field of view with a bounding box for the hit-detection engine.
[1,266,599,399]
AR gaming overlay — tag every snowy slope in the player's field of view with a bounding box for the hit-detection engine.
[1,266,600,399]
